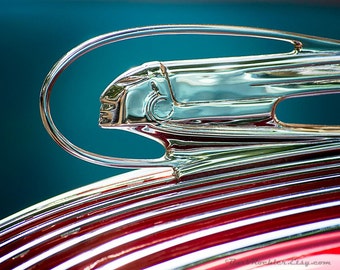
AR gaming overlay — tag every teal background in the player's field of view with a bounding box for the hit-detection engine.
[1,1,339,219]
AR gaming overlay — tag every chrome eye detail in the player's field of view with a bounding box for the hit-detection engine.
[146,81,174,122]
[150,96,174,121]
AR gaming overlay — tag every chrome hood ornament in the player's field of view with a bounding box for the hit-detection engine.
[40,25,340,175]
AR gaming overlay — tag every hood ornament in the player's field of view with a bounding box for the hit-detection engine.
[40,25,340,176]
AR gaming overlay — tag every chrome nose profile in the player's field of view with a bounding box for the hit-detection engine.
[99,102,118,127]
[99,82,125,127]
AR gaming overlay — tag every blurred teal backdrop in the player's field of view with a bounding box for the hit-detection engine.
[1,0,339,219]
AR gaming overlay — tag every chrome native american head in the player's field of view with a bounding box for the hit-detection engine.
[99,50,340,136]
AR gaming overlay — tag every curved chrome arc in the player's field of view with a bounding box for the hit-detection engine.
[39,24,340,168]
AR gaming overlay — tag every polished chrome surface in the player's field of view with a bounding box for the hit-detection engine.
[40,25,340,170]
